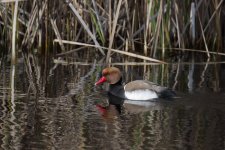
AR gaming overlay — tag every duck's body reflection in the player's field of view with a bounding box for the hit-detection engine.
[95,92,124,119]
[96,92,160,119]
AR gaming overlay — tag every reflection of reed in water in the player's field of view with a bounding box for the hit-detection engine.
[25,58,98,149]
[0,54,99,149]
[9,65,21,150]
[0,66,10,149]
[0,63,28,150]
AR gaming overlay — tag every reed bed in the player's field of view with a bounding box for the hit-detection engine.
[0,0,224,63]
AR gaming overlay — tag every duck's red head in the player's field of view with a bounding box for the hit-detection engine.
[95,67,121,85]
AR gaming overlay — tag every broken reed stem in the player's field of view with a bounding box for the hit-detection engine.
[53,39,166,63]
[53,59,225,66]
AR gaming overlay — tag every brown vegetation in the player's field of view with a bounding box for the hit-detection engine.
[0,0,225,63]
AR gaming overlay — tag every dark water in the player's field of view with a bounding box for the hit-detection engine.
[0,54,225,150]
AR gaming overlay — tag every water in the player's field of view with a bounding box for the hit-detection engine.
[0,54,225,150]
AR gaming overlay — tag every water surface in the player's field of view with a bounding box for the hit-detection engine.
[0,54,225,150]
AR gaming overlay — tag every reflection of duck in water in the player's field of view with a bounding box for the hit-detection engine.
[95,92,125,117]
[95,91,162,116]
[96,104,121,119]
[95,67,175,100]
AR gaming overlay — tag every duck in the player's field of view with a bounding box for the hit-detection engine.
[95,67,175,100]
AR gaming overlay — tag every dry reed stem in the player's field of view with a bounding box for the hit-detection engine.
[166,47,225,56]
[53,39,165,63]
[11,0,19,65]
[134,40,225,56]
[174,3,182,48]
[66,0,105,55]
[0,21,25,35]
[108,0,112,42]
[56,47,87,56]
[152,0,163,57]
[181,0,203,36]
[203,0,224,32]
[190,2,196,45]
[0,0,26,2]
[22,2,38,46]
[50,18,65,52]
[144,0,153,56]
[106,0,123,62]
[53,59,225,66]
[91,0,104,42]
[197,10,210,58]
[131,4,167,39]
[124,0,132,42]
[29,0,47,48]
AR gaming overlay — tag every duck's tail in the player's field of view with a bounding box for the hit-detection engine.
[159,89,176,99]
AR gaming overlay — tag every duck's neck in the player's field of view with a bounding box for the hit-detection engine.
[109,77,123,92]
[108,77,125,99]
[113,77,123,86]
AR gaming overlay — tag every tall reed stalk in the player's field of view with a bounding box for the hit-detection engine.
[11,0,19,64]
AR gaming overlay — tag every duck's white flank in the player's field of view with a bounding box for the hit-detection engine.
[124,100,156,107]
[124,89,158,100]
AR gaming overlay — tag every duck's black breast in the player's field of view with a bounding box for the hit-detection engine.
[108,77,126,99]
[107,91,125,106]
[109,84,126,99]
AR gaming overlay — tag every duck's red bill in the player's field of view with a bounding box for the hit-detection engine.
[95,76,107,85]
[95,104,107,114]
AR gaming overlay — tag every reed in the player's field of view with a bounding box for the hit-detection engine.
[11,0,18,64]
[0,0,224,62]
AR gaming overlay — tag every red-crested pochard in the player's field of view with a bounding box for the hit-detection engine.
[95,67,175,100]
